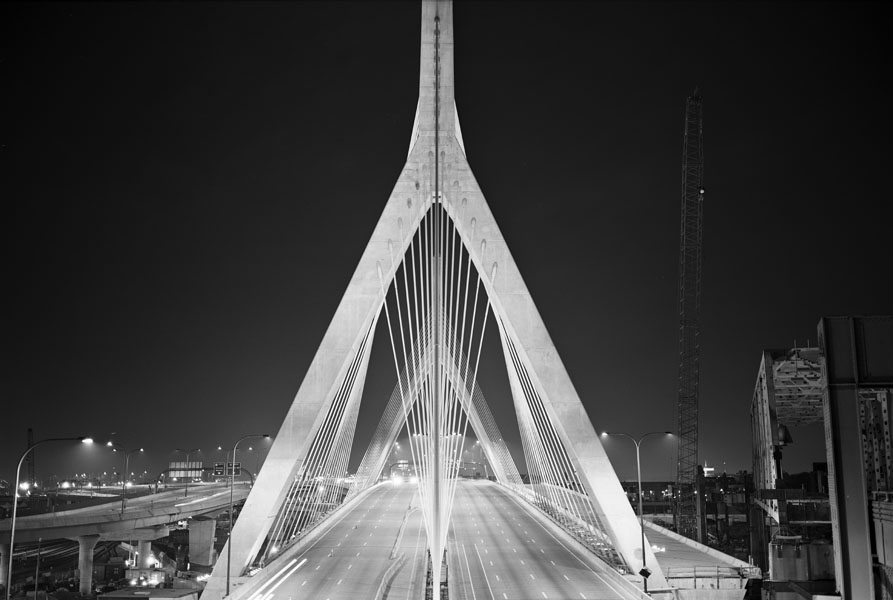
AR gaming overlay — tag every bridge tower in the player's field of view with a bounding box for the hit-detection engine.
[674,89,705,541]
[202,2,669,597]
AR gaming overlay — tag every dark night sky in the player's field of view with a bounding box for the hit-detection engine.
[2,1,890,487]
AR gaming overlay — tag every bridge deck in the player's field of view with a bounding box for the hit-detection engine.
[0,482,250,543]
[448,480,642,600]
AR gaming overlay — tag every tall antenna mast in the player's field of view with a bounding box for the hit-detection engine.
[675,88,705,541]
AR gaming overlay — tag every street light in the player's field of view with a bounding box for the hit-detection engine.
[601,430,671,593]
[226,434,270,597]
[6,436,93,600]
[107,442,144,515]
[175,448,201,498]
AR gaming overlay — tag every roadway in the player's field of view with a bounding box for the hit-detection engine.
[238,479,641,600]
[0,482,251,543]
[236,481,421,600]
[447,480,641,600]
[225,478,748,600]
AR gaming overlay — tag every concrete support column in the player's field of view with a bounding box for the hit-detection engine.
[137,540,153,569]
[77,535,100,596]
[188,517,218,568]
[0,543,9,590]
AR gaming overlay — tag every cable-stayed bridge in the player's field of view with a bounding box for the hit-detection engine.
[193,2,758,599]
[1,2,758,600]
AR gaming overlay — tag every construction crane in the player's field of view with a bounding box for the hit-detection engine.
[675,89,705,542]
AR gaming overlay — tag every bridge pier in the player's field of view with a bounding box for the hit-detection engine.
[77,534,100,595]
[188,517,217,568]
[137,540,154,569]
[0,543,8,590]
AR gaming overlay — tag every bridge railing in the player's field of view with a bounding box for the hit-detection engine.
[663,565,755,590]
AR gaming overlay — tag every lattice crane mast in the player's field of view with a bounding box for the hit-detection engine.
[675,89,705,541]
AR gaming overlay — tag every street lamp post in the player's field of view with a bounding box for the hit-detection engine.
[175,448,200,498]
[107,442,143,515]
[6,436,93,600]
[601,431,671,593]
[226,434,269,597]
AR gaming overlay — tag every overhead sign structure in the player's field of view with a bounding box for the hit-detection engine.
[213,463,242,477]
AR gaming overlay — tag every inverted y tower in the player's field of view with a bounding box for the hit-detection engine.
[202,2,669,597]
[675,89,705,541]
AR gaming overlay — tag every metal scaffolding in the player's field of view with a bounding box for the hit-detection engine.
[675,89,705,541]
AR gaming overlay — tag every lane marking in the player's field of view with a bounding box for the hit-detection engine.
[472,544,495,600]
[460,544,479,600]
[498,486,631,600]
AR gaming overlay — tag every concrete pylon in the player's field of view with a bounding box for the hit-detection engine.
[77,535,100,596]
[203,1,666,596]
[137,540,153,569]
[188,517,218,568]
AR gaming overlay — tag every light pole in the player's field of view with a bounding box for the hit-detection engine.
[601,430,671,593]
[175,448,200,498]
[227,434,269,597]
[107,442,143,515]
[7,436,93,600]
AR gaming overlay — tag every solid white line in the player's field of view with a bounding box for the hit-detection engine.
[461,544,479,600]
[472,544,495,600]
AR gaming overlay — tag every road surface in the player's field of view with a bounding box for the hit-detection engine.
[447,480,639,600]
[240,481,420,600]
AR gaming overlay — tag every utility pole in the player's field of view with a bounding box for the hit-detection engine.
[675,88,705,542]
